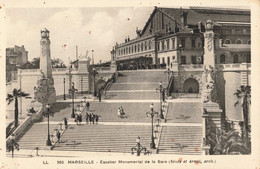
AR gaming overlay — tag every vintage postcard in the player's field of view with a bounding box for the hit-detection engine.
[0,0,259,168]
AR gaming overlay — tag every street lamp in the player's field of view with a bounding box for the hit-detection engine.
[156,81,166,119]
[44,104,54,146]
[92,67,98,96]
[131,136,147,156]
[146,103,158,149]
[81,77,83,95]
[63,78,66,100]
[69,82,78,118]
[7,134,19,158]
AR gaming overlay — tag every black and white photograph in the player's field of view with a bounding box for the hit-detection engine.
[1,0,260,169]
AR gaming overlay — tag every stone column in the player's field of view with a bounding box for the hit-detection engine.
[201,21,222,155]
[34,28,56,105]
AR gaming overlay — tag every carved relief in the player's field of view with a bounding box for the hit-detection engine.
[205,33,213,52]
[202,65,217,103]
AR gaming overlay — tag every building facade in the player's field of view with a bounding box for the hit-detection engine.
[6,45,28,82]
[111,7,251,124]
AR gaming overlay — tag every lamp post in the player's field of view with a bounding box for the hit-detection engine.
[131,136,147,156]
[81,77,83,95]
[63,78,66,100]
[146,103,158,149]
[69,82,78,118]
[156,81,166,119]
[44,104,54,146]
[92,67,98,96]
[7,134,19,158]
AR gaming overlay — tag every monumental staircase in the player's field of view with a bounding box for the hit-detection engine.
[13,69,203,156]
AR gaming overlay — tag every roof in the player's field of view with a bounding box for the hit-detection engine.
[158,7,250,26]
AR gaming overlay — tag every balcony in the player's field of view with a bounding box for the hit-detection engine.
[179,64,203,71]
[217,63,251,71]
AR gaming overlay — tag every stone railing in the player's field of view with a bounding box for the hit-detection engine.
[179,64,203,71]
[172,93,201,98]
[217,63,251,71]
[95,67,111,72]
[6,104,43,147]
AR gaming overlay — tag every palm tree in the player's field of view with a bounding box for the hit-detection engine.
[234,85,251,146]
[6,89,30,127]
[207,128,249,155]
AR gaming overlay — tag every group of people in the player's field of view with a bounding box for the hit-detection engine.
[85,112,99,124]
[75,114,83,125]
[117,106,126,118]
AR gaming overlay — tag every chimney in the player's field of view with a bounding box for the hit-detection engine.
[128,36,130,42]
[180,9,188,29]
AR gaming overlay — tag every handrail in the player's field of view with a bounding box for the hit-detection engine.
[166,75,174,96]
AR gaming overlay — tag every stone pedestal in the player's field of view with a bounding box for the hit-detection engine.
[111,60,117,72]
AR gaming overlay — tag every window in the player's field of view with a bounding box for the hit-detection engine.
[157,43,160,51]
[166,40,170,50]
[135,45,137,52]
[129,47,131,54]
[220,54,226,64]
[141,43,143,51]
[181,56,186,64]
[247,40,251,44]
[181,39,185,48]
[138,44,140,52]
[172,38,175,49]
[192,39,196,48]
[145,41,147,51]
[132,46,133,53]
[158,58,160,64]
[149,41,151,50]
[162,57,165,64]
[224,39,231,44]
[161,41,165,50]
[167,56,170,65]
[233,54,238,63]
[246,54,251,63]
[236,39,243,44]
[191,55,197,64]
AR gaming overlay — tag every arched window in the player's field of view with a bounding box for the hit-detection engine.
[220,54,226,64]
[236,39,243,44]
[224,39,231,44]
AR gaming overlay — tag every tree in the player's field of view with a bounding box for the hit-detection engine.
[51,58,66,68]
[6,89,30,127]
[31,57,40,69]
[207,128,249,155]
[234,85,251,146]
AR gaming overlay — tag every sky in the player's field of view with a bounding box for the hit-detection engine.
[5,7,154,65]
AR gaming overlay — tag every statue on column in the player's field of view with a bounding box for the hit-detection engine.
[34,28,56,105]
[202,65,217,103]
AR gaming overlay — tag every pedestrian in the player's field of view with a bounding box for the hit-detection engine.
[64,117,68,129]
[118,108,121,118]
[86,101,90,111]
[120,106,125,116]
[56,130,61,143]
[79,114,82,125]
[85,112,89,124]
[75,114,79,125]
[92,113,95,124]
[95,114,99,124]
[98,90,102,102]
